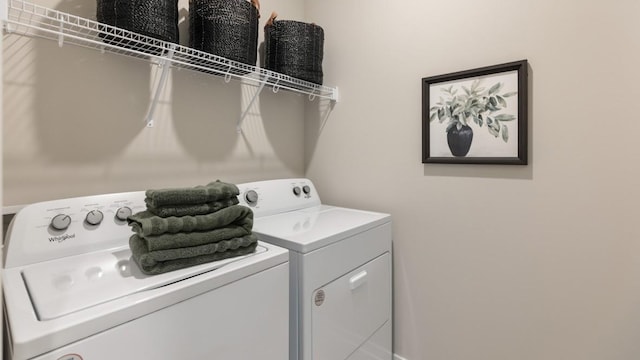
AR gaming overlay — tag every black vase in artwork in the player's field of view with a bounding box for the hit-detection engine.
[447,125,473,157]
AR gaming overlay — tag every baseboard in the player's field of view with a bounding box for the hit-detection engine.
[394,354,408,360]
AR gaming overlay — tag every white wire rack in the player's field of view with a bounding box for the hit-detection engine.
[1,0,338,129]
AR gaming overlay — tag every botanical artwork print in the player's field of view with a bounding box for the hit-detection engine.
[429,70,519,158]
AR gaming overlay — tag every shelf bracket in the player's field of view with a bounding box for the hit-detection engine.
[331,87,340,103]
[57,14,64,47]
[145,45,175,127]
[237,77,267,133]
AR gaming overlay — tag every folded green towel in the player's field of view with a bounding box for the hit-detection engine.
[129,234,258,275]
[129,204,253,238]
[138,225,253,252]
[145,180,240,207]
[145,197,239,217]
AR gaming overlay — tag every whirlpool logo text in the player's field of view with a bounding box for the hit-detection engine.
[48,234,75,243]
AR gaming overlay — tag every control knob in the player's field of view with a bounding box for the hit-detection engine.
[302,185,311,195]
[115,206,133,221]
[85,210,104,226]
[293,186,301,196]
[245,190,259,205]
[51,214,72,231]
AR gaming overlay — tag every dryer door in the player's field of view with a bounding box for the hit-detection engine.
[311,252,391,360]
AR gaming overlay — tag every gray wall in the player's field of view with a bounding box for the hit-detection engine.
[305,0,640,359]
[3,0,307,207]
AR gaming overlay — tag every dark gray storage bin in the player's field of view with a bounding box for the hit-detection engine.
[96,0,180,43]
[264,18,324,85]
[189,0,260,66]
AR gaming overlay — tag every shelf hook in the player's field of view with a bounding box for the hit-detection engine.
[308,88,317,101]
[224,65,233,83]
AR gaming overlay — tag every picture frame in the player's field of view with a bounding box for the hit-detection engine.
[422,60,528,165]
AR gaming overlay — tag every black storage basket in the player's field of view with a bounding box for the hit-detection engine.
[264,20,324,85]
[189,0,259,67]
[96,0,179,44]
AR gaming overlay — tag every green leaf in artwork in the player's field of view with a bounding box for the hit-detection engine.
[430,112,438,122]
[502,91,517,97]
[502,124,509,142]
[488,82,502,95]
[496,95,507,107]
[488,125,499,137]
[494,114,516,121]
[488,119,500,136]
[471,79,480,91]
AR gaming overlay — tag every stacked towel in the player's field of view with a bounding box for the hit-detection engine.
[128,181,258,275]
[145,180,241,216]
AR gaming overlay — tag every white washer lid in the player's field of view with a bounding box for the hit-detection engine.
[252,205,390,253]
[22,245,268,320]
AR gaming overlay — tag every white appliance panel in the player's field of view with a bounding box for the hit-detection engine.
[22,245,268,320]
[312,253,391,360]
[254,206,390,253]
[3,192,146,268]
[29,263,289,360]
[4,242,287,360]
[237,178,321,217]
[297,222,392,360]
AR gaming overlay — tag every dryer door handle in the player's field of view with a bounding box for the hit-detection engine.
[349,270,368,290]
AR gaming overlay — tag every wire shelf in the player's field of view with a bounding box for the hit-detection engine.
[2,0,338,101]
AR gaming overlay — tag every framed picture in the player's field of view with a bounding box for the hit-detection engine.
[422,60,528,165]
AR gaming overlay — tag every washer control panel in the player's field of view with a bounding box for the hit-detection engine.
[237,178,321,217]
[4,192,147,268]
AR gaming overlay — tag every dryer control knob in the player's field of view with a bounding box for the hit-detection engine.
[85,210,104,226]
[245,190,259,205]
[293,186,301,196]
[244,190,258,205]
[51,214,72,231]
[302,185,311,195]
[115,206,133,221]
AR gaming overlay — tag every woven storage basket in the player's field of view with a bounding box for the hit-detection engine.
[264,19,324,85]
[189,0,259,67]
[96,0,179,44]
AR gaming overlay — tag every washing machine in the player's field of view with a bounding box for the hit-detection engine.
[2,191,289,360]
[237,178,393,360]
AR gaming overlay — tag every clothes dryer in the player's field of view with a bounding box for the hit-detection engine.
[3,192,289,360]
[238,179,393,360]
